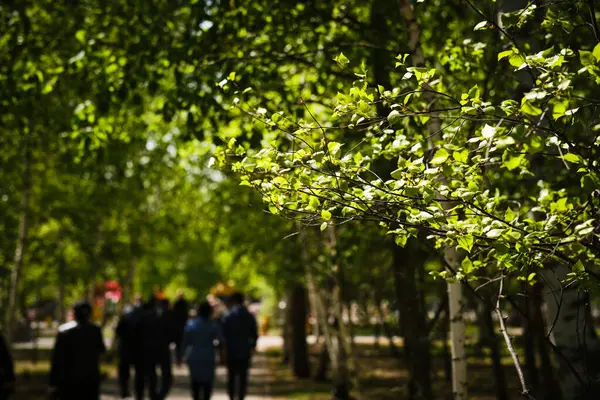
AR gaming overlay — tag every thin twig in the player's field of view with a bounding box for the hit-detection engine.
[495,275,535,399]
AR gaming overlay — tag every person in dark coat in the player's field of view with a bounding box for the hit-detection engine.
[115,294,143,399]
[49,301,106,400]
[0,332,15,400]
[221,292,258,400]
[172,289,190,365]
[133,295,172,400]
[182,302,223,400]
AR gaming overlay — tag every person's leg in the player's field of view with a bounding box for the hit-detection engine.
[238,358,250,400]
[158,348,173,399]
[203,379,214,400]
[175,329,184,364]
[227,359,237,400]
[134,360,146,400]
[147,360,158,400]
[191,380,201,400]
[118,353,131,398]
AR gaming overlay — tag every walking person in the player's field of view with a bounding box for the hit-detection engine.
[49,301,106,400]
[221,292,258,400]
[182,302,222,400]
[172,289,190,365]
[0,332,15,400]
[133,295,172,400]
[114,294,143,399]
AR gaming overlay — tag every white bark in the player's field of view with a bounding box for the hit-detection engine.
[396,1,468,397]
[6,139,32,344]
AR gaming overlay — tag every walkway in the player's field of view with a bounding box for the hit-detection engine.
[100,340,275,400]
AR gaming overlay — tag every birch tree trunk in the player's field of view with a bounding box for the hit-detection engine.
[542,265,600,399]
[396,1,468,396]
[6,137,32,344]
[302,230,343,395]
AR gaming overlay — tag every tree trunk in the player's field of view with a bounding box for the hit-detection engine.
[392,241,433,400]
[446,261,468,399]
[303,229,347,399]
[523,285,539,392]
[440,300,452,383]
[375,298,402,358]
[327,225,357,399]
[6,138,32,344]
[290,283,311,378]
[315,340,330,382]
[542,265,600,399]
[396,0,468,396]
[86,227,104,305]
[282,293,292,365]
[531,283,561,400]
[58,253,67,323]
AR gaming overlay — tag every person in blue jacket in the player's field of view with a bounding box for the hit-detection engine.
[182,301,222,400]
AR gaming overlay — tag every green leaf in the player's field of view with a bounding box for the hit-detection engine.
[509,53,526,68]
[387,110,402,125]
[308,197,320,211]
[272,176,288,186]
[505,207,515,222]
[453,149,469,163]
[552,100,568,120]
[269,204,279,215]
[430,148,449,165]
[562,153,582,164]
[486,229,503,238]
[320,222,328,232]
[395,233,408,247]
[498,50,513,61]
[391,168,404,180]
[502,154,523,171]
[321,210,332,221]
[457,234,474,253]
[520,100,542,116]
[335,52,350,67]
[327,141,343,158]
[573,260,585,274]
[461,257,473,273]
[593,42,600,61]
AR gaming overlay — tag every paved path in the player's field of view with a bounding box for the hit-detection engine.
[100,354,272,400]
[99,337,276,400]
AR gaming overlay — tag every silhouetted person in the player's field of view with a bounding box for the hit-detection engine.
[133,295,172,400]
[0,332,15,400]
[221,292,258,400]
[172,289,190,365]
[115,294,143,399]
[49,301,106,400]
[182,302,222,400]
[157,298,173,399]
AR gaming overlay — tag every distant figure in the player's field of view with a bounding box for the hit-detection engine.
[157,298,174,399]
[49,301,106,400]
[182,302,222,400]
[133,295,172,400]
[172,289,190,365]
[221,292,258,400]
[0,332,15,399]
[115,294,143,399]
